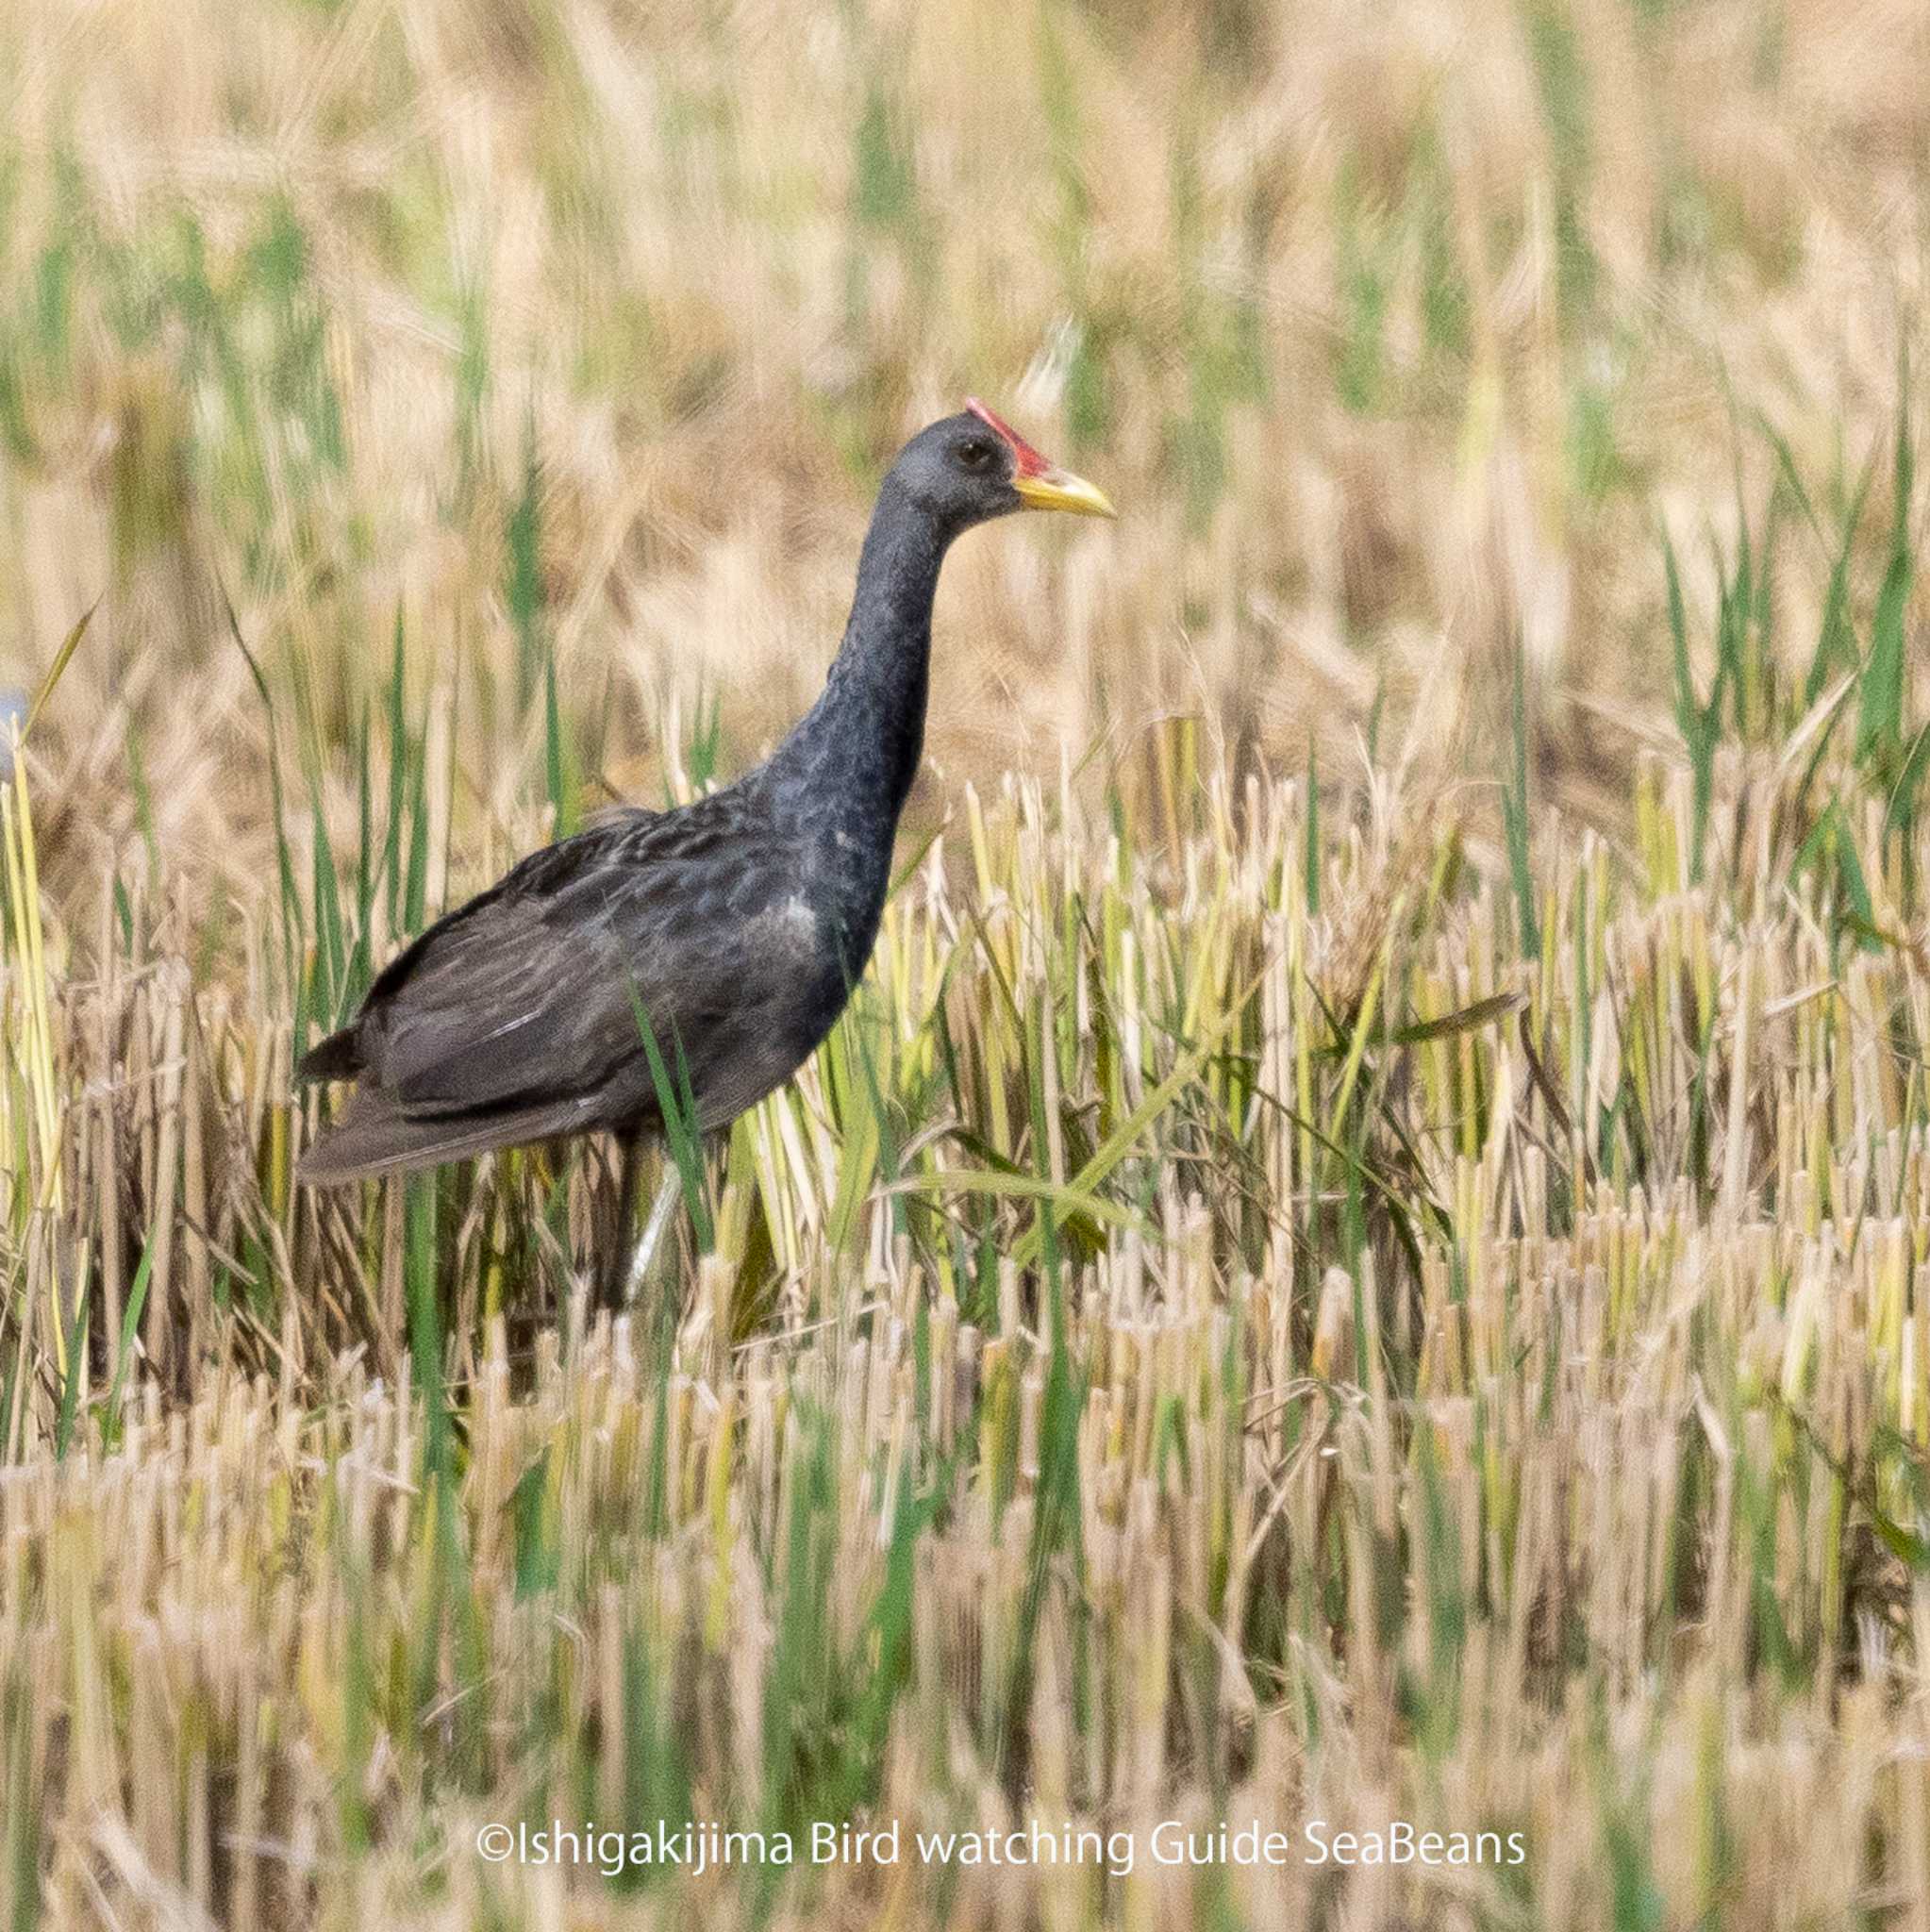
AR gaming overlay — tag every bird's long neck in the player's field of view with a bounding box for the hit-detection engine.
[772,480,947,831]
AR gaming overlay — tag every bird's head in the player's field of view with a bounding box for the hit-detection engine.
[889,400,1116,532]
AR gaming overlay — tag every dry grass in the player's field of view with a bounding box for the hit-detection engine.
[8,737,1930,1924]
[3,0,1930,1925]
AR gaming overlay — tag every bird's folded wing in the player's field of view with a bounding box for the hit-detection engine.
[364,888,668,1116]
[296,799,796,1184]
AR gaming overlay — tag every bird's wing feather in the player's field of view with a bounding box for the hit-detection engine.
[358,808,715,1115]
[299,794,815,1189]
[366,893,646,1112]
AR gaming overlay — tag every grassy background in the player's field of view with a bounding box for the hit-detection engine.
[0,0,1923,858]
[4,0,1930,1925]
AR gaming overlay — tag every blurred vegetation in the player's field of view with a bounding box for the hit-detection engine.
[0,0,1922,880]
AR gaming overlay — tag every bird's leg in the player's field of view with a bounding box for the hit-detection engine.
[599,1131,643,1313]
[624,1165,684,1307]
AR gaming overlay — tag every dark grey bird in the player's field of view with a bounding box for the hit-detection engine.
[296,400,1115,1302]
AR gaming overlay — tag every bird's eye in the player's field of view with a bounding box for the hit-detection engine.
[957,439,994,471]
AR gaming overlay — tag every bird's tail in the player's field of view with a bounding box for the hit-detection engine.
[297,1088,597,1185]
[296,1024,363,1082]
